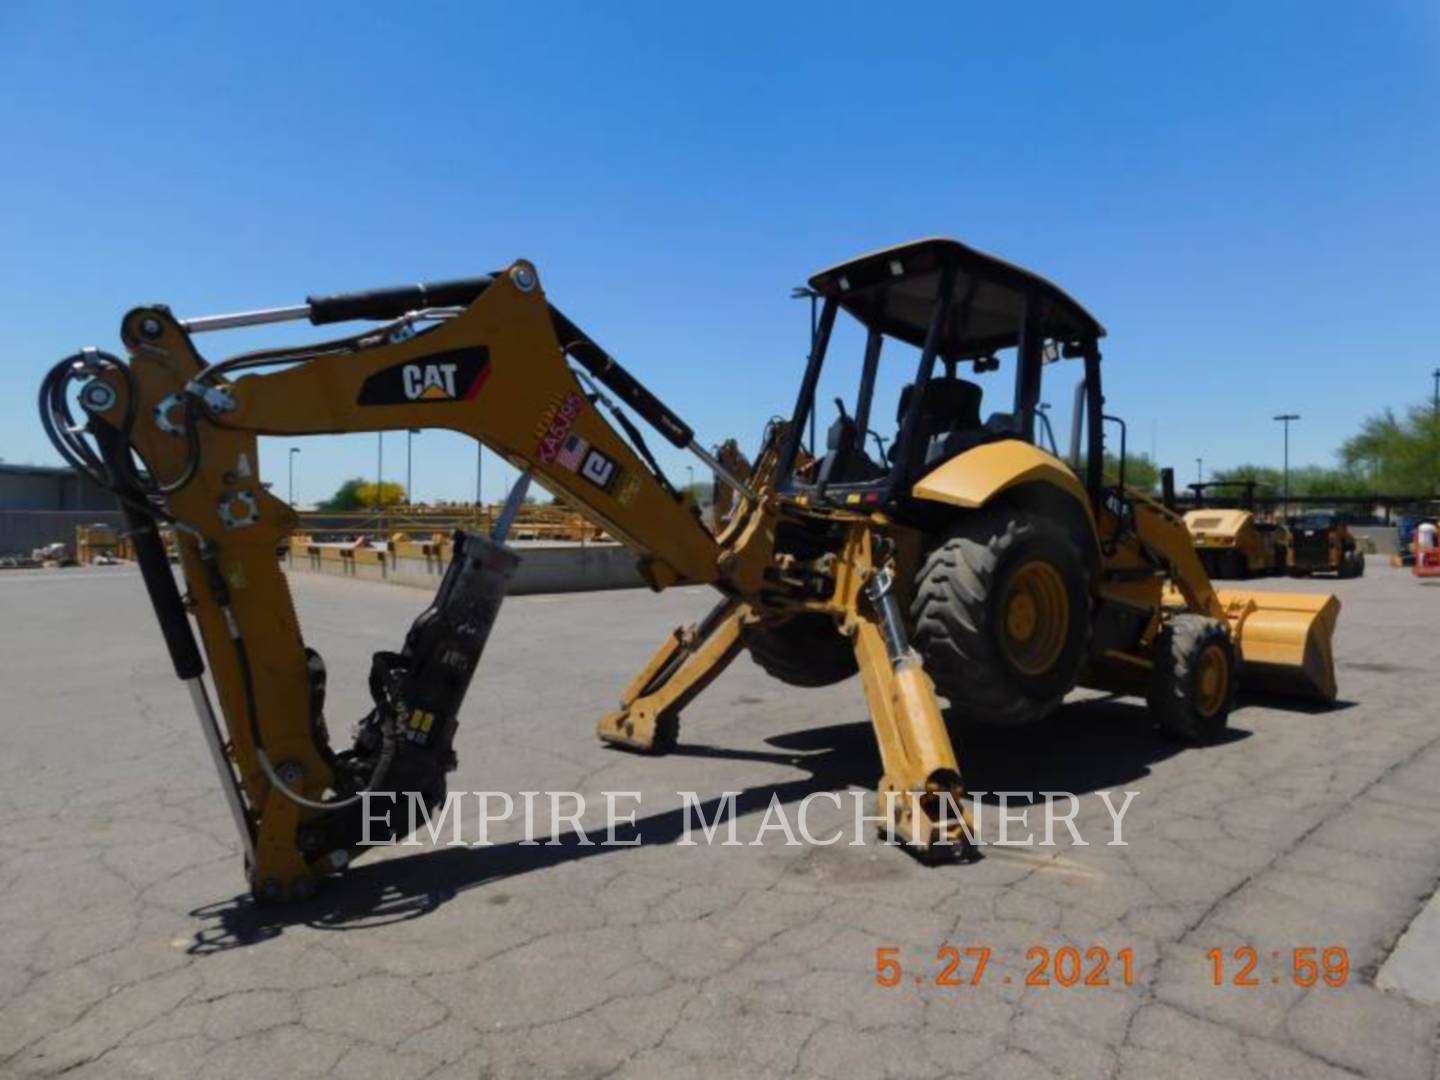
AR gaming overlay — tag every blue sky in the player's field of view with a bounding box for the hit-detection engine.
[4,1,1438,504]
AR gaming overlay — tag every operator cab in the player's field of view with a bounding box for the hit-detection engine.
[777,238,1108,509]
[1290,510,1339,531]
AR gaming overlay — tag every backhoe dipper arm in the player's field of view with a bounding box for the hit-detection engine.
[57,259,731,899]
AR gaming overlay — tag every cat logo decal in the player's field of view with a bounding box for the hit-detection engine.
[358,348,490,406]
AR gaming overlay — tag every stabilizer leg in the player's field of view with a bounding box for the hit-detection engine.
[597,596,746,753]
[851,565,974,859]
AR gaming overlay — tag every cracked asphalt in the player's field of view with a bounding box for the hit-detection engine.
[2,559,1439,1078]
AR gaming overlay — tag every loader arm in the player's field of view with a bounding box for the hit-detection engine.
[1126,493,1225,617]
[1120,490,1340,702]
[49,260,750,899]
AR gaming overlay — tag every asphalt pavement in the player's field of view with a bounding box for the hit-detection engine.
[1,560,1438,1078]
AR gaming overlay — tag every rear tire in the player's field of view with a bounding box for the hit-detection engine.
[1147,614,1237,745]
[911,511,1090,727]
[743,614,858,688]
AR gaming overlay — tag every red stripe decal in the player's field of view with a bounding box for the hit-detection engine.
[464,364,492,401]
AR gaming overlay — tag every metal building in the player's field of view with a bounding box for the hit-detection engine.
[0,464,120,556]
[0,463,116,511]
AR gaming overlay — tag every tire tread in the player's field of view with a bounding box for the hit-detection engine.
[910,511,1088,727]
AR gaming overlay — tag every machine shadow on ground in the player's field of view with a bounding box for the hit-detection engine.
[957,694,1249,801]
[186,694,1248,953]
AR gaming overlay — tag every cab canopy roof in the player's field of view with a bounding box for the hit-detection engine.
[807,237,1104,359]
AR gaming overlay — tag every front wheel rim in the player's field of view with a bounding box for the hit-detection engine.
[1195,643,1231,718]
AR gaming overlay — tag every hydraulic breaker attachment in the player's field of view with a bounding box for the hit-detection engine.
[262,530,518,898]
[341,533,514,814]
[1215,588,1341,703]
[851,557,974,859]
[597,596,747,752]
[262,529,520,899]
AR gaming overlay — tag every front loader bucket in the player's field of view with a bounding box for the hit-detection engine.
[1215,589,1341,704]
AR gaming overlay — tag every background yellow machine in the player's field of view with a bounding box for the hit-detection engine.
[1182,481,1288,579]
[40,239,1341,901]
[1286,510,1365,578]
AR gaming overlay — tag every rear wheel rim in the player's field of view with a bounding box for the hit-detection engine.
[1000,560,1070,676]
[1195,643,1230,718]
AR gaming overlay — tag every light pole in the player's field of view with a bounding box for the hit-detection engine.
[475,443,484,525]
[406,429,419,506]
[1431,368,1439,495]
[288,447,300,507]
[375,432,384,510]
[1195,457,1203,485]
[1274,414,1299,518]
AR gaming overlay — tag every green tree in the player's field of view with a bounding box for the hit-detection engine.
[1106,451,1160,493]
[319,477,407,510]
[1209,463,1370,498]
[1339,403,1440,494]
[1209,463,1281,489]
[1079,452,1161,492]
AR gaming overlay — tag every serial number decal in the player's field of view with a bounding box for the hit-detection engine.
[873,945,1135,988]
[614,471,641,506]
[1208,946,1349,987]
[535,390,585,463]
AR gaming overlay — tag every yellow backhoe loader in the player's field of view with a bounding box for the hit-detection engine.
[40,238,1341,901]
[1183,481,1288,579]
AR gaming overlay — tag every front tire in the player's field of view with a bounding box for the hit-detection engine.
[911,511,1090,727]
[1147,614,1237,744]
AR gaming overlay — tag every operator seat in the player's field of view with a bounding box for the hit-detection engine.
[891,376,1023,472]
[891,378,981,462]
